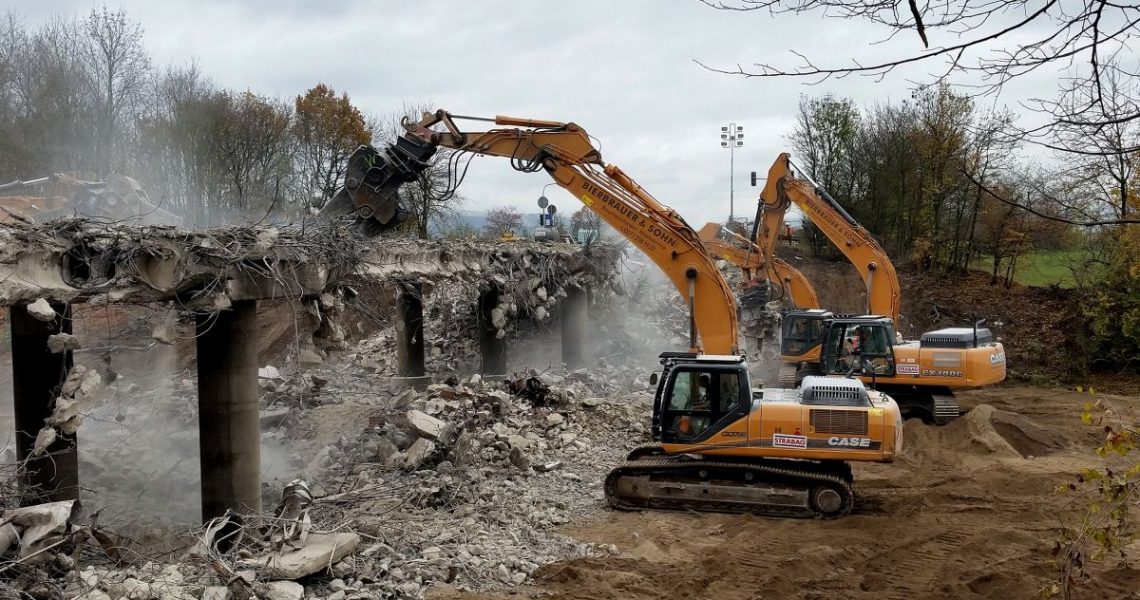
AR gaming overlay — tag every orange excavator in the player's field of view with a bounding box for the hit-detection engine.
[320,110,903,517]
[731,154,1006,423]
[697,221,820,309]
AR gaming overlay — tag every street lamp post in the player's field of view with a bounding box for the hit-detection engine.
[721,123,743,224]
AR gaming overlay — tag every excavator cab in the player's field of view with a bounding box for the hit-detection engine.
[780,309,832,358]
[819,318,897,377]
[651,353,750,444]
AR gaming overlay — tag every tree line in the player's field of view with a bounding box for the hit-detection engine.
[788,85,1134,279]
[0,8,460,229]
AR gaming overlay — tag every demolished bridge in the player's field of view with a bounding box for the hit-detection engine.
[0,218,621,520]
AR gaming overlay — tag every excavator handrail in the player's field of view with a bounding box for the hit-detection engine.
[400,111,741,355]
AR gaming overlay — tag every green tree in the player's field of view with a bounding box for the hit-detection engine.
[1085,223,1140,366]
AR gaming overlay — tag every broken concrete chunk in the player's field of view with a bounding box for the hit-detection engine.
[545,413,565,427]
[200,587,228,600]
[300,347,324,367]
[31,426,56,457]
[490,307,507,329]
[261,580,304,600]
[405,410,446,439]
[4,500,79,559]
[259,407,290,430]
[242,532,360,580]
[507,434,532,450]
[405,438,436,470]
[424,398,446,415]
[534,460,563,473]
[258,365,281,379]
[46,397,81,434]
[152,324,176,345]
[369,438,400,465]
[46,333,80,353]
[60,365,102,400]
[508,447,531,470]
[26,298,56,322]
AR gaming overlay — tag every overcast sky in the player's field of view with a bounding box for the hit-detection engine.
[16,1,1061,227]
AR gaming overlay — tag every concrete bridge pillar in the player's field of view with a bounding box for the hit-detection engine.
[478,286,506,375]
[395,282,427,378]
[196,300,261,521]
[11,302,78,504]
[561,286,588,369]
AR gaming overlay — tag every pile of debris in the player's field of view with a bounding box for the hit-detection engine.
[295,369,651,597]
[2,366,651,599]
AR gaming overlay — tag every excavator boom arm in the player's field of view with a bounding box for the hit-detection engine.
[348,111,741,355]
[761,154,901,323]
[697,222,820,309]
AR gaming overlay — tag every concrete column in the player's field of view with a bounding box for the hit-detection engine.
[561,286,588,369]
[394,282,425,377]
[477,287,506,375]
[196,300,261,521]
[10,303,78,504]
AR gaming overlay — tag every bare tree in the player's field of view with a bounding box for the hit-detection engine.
[377,103,463,239]
[484,205,523,238]
[569,206,603,244]
[1049,58,1139,220]
[82,7,149,177]
[699,1,1140,146]
[292,83,371,208]
[211,91,293,218]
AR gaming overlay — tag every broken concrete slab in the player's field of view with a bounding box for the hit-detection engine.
[242,532,360,580]
[26,298,56,321]
[261,581,304,600]
[405,410,446,439]
[260,408,291,430]
[46,332,80,353]
[405,438,436,470]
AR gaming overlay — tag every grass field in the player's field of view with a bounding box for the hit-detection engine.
[970,249,1090,288]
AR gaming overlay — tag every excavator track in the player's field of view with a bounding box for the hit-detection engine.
[605,453,854,519]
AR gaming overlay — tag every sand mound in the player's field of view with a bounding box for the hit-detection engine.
[902,404,1068,464]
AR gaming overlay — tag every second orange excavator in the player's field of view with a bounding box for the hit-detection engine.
[711,154,1005,423]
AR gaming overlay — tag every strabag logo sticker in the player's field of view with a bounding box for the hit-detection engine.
[896,364,920,375]
[772,434,807,448]
[990,351,1006,365]
[828,437,872,448]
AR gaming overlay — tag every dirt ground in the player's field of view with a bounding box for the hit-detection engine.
[428,386,1140,600]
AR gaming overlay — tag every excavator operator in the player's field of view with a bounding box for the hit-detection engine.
[670,373,713,438]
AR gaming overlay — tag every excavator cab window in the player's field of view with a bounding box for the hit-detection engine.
[661,366,747,443]
[822,322,895,376]
[781,314,826,356]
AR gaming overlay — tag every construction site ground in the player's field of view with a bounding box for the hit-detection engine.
[0,250,1137,599]
[428,386,1140,600]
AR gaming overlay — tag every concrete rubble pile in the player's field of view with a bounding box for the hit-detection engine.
[295,367,653,598]
[3,364,654,600]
